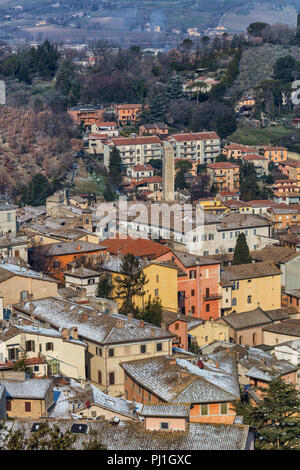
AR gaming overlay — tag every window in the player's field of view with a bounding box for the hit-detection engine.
[109,372,115,385]
[220,403,228,415]
[156,275,159,283]
[98,371,102,384]
[206,304,210,312]
[7,213,11,222]
[53,260,60,269]
[189,270,196,279]
[25,340,35,352]
[25,402,31,412]
[46,342,53,351]
[156,343,162,352]
[247,295,252,304]
[239,336,243,345]
[252,333,257,345]
[222,233,226,239]
[191,306,195,314]
[232,298,237,306]
[200,404,208,415]
[141,345,146,354]
[206,288,210,297]
[108,349,114,357]
[160,422,169,429]
[191,289,195,297]
[34,366,39,372]
[96,347,102,356]
[6,400,11,411]
[175,323,179,330]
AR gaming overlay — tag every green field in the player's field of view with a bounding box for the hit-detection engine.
[228,125,293,146]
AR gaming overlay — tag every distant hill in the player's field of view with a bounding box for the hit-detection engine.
[0,0,299,44]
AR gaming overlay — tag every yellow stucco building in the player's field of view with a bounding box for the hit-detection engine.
[221,262,282,314]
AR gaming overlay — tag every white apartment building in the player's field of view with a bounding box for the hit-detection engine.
[166,132,221,164]
[103,136,162,168]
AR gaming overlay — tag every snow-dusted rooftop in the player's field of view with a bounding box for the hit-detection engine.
[14,297,174,346]
[121,353,240,404]
[1,379,52,399]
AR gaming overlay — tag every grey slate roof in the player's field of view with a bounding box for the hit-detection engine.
[13,298,174,346]
[221,308,272,330]
[140,404,190,417]
[216,213,270,230]
[173,250,220,267]
[121,354,240,404]
[1,379,52,399]
[7,419,252,450]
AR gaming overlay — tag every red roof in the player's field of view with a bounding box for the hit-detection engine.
[132,164,154,172]
[207,162,239,169]
[99,237,171,259]
[95,121,117,127]
[167,132,219,142]
[108,136,161,146]
[243,154,267,161]
[89,134,108,139]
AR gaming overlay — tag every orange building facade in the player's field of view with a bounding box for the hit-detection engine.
[114,104,142,125]
[123,372,236,424]
[156,251,221,320]
[207,162,240,193]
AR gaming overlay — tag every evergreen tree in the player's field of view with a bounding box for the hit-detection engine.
[234,377,300,450]
[114,254,148,313]
[145,89,167,123]
[135,296,163,326]
[55,60,81,106]
[239,162,260,201]
[175,170,188,190]
[97,274,113,299]
[233,233,251,265]
[166,74,184,101]
[108,146,122,189]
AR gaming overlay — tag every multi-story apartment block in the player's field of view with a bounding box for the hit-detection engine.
[222,144,257,160]
[166,132,220,164]
[103,136,162,168]
[207,162,240,193]
[114,104,142,125]
[260,146,288,163]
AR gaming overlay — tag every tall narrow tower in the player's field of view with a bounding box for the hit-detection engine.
[162,141,175,201]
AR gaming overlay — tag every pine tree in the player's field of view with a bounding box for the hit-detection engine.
[234,377,300,450]
[114,254,148,313]
[146,89,167,123]
[233,233,251,265]
[135,296,163,326]
[166,74,184,101]
[97,274,113,299]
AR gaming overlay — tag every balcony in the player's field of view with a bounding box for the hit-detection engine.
[203,292,222,301]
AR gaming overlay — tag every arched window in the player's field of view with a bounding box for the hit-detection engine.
[247,295,252,304]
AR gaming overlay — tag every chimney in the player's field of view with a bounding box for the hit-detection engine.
[61,328,70,341]
[81,312,89,322]
[140,320,144,329]
[70,326,78,340]
[116,319,124,328]
[127,313,133,321]
[151,328,156,337]
[161,321,167,331]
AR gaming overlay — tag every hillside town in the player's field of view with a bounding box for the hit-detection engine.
[0,12,299,454]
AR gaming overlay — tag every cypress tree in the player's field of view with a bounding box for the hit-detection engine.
[233,233,251,265]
